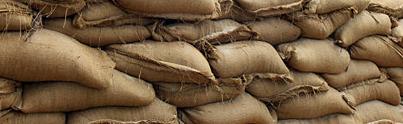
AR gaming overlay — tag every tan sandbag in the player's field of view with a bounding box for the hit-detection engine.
[390,19,403,47]
[245,18,301,45]
[0,0,34,31]
[154,78,245,108]
[0,110,65,124]
[341,79,401,107]
[179,93,277,124]
[277,38,351,74]
[355,100,403,123]
[368,0,403,18]
[106,41,216,84]
[275,87,354,119]
[334,11,392,48]
[0,78,21,110]
[68,98,178,124]
[44,18,151,47]
[16,0,85,18]
[235,0,307,17]
[0,29,115,89]
[350,35,403,67]
[73,1,154,29]
[385,68,403,95]
[247,70,329,103]
[322,60,382,89]
[304,0,370,14]
[278,114,361,124]
[209,41,291,82]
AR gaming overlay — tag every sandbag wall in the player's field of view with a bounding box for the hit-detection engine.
[0,0,403,124]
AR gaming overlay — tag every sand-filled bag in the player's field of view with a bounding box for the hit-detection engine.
[0,0,34,31]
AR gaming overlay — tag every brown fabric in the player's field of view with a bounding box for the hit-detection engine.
[17,0,85,18]
[0,110,65,124]
[350,35,403,67]
[322,59,381,89]
[354,100,403,123]
[73,1,154,29]
[391,19,403,47]
[304,0,370,14]
[341,79,401,106]
[385,68,403,95]
[106,41,216,84]
[334,11,392,48]
[0,78,21,111]
[278,114,361,124]
[275,87,354,119]
[68,98,178,124]
[0,29,115,89]
[235,0,308,17]
[179,93,277,124]
[44,18,151,47]
[245,18,301,45]
[247,70,329,103]
[216,4,258,22]
[154,78,245,108]
[0,0,34,31]
[367,120,397,124]
[368,0,403,18]
[277,38,351,74]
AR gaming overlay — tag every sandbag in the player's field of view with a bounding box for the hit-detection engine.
[154,78,245,108]
[68,98,178,124]
[278,114,361,124]
[0,110,65,124]
[73,1,154,29]
[0,29,115,89]
[275,87,354,119]
[277,38,351,74]
[235,0,307,17]
[16,0,85,18]
[0,0,34,31]
[334,11,392,48]
[390,19,403,47]
[304,0,370,14]
[44,18,151,47]
[354,100,403,123]
[106,41,216,84]
[350,35,403,67]
[179,93,277,124]
[385,68,403,95]
[247,70,329,103]
[322,60,382,89]
[0,78,21,110]
[368,0,403,18]
[341,79,401,106]
[209,41,291,81]
[245,18,301,45]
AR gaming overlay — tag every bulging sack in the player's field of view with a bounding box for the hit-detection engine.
[0,0,34,31]
[234,0,307,17]
[179,93,277,124]
[0,110,65,124]
[304,0,370,14]
[354,100,403,123]
[385,68,403,95]
[0,78,21,111]
[17,0,85,18]
[0,29,115,89]
[368,0,403,18]
[106,41,216,84]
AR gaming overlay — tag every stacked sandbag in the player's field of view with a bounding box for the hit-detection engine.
[16,0,85,18]
[354,100,403,123]
[0,109,65,124]
[0,78,21,110]
[0,0,34,31]
[390,19,403,47]
[368,0,403,18]
[385,68,403,95]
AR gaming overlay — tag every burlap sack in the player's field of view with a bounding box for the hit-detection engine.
[44,18,151,47]
[68,98,178,124]
[17,0,85,18]
[355,100,403,123]
[0,0,34,31]
[322,60,382,89]
[390,19,403,47]
[0,29,115,89]
[245,18,301,45]
[275,87,354,119]
[0,109,65,124]
[154,78,245,108]
[304,0,370,14]
[278,114,361,124]
[0,78,21,110]
[334,11,392,48]
[368,0,403,18]
[350,35,403,67]
[209,41,292,82]
[179,93,277,124]
[234,0,307,17]
[277,38,351,74]
[341,79,401,107]
[106,41,216,84]
[247,70,329,103]
[385,68,403,96]
[73,1,154,29]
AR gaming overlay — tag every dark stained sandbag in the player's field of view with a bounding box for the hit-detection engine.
[334,11,392,48]
[154,78,245,108]
[278,114,360,124]
[245,18,301,45]
[322,60,382,89]
[106,41,216,84]
[368,0,403,18]
[44,18,151,47]
[0,110,65,124]
[73,1,154,29]
[341,79,401,107]
[234,0,307,17]
[209,41,292,81]
[0,29,115,89]
[390,19,403,47]
[16,0,85,18]
[0,78,21,110]
[68,98,178,124]
[275,87,354,119]
[386,68,403,95]
[304,0,370,14]
[15,70,155,113]
[277,38,351,74]
[179,93,277,124]
[350,35,403,67]
[0,0,34,31]
[354,100,403,123]
[247,70,329,103]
